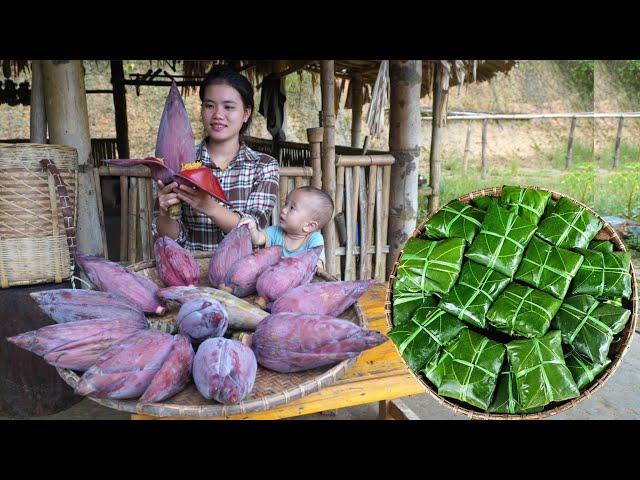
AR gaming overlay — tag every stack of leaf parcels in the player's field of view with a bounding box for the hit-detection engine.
[390,185,633,414]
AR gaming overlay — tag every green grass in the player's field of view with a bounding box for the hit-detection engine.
[545,141,595,169]
[594,141,640,167]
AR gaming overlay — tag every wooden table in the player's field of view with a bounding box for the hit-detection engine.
[131,283,425,420]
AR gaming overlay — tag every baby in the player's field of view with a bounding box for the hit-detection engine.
[238,186,334,269]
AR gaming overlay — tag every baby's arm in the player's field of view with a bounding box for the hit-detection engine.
[237,218,267,246]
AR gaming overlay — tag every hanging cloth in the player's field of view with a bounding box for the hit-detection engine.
[258,73,287,141]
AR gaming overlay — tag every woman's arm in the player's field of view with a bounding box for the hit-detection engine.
[175,185,240,233]
[155,181,182,239]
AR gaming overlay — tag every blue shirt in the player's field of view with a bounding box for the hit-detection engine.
[264,226,326,263]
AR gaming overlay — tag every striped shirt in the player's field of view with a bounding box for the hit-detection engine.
[152,139,279,251]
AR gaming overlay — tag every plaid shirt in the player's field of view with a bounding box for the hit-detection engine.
[152,139,279,251]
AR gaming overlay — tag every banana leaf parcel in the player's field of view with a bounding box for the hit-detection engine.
[394,237,466,296]
[588,240,614,253]
[471,195,498,212]
[465,203,538,277]
[500,185,551,225]
[564,349,611,391]
[570,249,632,300]
[535,197,603,250]
[439,261,511,328]
[438,329,506,410]
[515,236,584,299]
[388,307,466,371]
[552,294,631,364]
[423,200,485,245]
[423,341,457,389]
[542,199,556,220]
[392,291,438,326]
[506,330,580,410]
[488,362,544,414]
[487,283,562,338]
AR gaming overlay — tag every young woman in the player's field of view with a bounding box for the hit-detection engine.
[154,68,279,251]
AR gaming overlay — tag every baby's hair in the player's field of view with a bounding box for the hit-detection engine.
[294,186,334,230]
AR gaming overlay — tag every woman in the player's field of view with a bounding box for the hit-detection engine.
[153,68,279,251]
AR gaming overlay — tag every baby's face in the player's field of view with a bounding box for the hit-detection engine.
[279,190,316,234]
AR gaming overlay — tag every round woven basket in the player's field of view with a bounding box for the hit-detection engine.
[57,252,367,418]
[385,186,638,420]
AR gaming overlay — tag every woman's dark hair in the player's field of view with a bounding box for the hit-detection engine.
[199,67,254,135]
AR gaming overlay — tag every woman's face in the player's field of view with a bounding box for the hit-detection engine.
[201,83,251,143]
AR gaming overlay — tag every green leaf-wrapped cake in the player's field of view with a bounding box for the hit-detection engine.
[535,197,603,250]
[392,292,438,326]
[439,260,511,328]
[465,203,538,277]
[423,200,485,245]
[571,249,632,300]
[500,185,551,225]
[563,348,612,391]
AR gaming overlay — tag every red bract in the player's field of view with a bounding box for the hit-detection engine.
[208,224,253,288]
[154,236,200,287]
[220,246,283,297]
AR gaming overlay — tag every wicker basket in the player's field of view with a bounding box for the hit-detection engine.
[0,143,77,288]
[385,186,638,420]
[57,252,367,418]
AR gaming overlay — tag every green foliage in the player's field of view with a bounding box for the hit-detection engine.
[607,60,640,100]
[559,164,597,204]
[607,163,640,218]
[559,60,594,104]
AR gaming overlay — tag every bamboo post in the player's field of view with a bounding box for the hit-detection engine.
[306,127,323,188]
[29,60,47,143]
[387,60,422,276]
[358,167,368,279]
[428,63,447,214]
[41,60,105,257]
[93,167,108,258]
[613,116,624,168]
[374,167,384,281]
[146,179,154,256]
[138,179,151,261]
[366,165,377,279]
[320,60,337,277]
[128,178,138,265]
[462,122,472,173]
[119,176,128,261]
[344,168,354,280]
[566,116,577,169]
[381,165,391,276]
[481,118,488,179]
[351,74,363,148]
[110,61,130,159]
[350,166,361,279]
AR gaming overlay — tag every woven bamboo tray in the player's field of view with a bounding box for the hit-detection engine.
[57,252,367,418]
[0,143,78,288]
[385,186,638,420]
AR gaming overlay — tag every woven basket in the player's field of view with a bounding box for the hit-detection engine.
[0,143,77,288]
[57,252,367,418]
[385,186,638,420]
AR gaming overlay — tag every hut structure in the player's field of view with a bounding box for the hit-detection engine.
[2,59,516,278]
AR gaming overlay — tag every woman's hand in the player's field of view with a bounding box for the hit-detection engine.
[174,183,216,216]
[157,181,180,217]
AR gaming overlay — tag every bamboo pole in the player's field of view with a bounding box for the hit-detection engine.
[93,167,108,258]
[110,61,130,159]
[41,60,104,257]
[381,165,391,276]
[321,60,337,277]
[358,167,368,279]
[119,176,129,261]
[344,168,354,281]
[462,122,472,173]
[335,155,395,167]
[351,75,363,148]
[481,119,488,179]
[138,179,151,261]
[279,167,313,177]
[387,60,421,276]
[366,165,377,279]
[613,116,624,168]
[428,63,446,214]
[306,127,323,189]
[29,60,47,143]
[566,116,577,169]
[351,166,361,279]
[128,178,138,265]
[98,165,151,177]
[374,167,384,281]
[146,178,154,256]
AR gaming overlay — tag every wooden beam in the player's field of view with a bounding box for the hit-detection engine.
[481,119,488,179]
[29,60,47,143]
[613,116,624,168]
[566,116,577,169]
[307,127,323,189]
[321,60,337,278]
[387,60,422,276]
[41,60,105,257]
[462,122,472,173]
[111,61,130,159]
[351,75,363,147]
[428,62,447,214]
